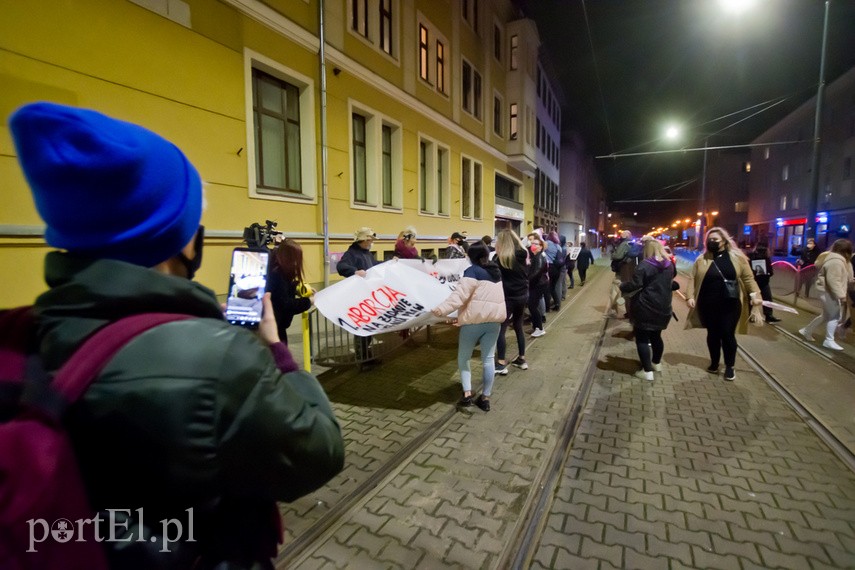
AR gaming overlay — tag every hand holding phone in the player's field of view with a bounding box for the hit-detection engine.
[225,248,270,329]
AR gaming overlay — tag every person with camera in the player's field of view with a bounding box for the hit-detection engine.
[8,102,344,568]
[685,227,762,381]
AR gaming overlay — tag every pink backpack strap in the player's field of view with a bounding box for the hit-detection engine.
[53,313,192,402]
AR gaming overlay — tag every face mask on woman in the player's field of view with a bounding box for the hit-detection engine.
[706,240,721,253]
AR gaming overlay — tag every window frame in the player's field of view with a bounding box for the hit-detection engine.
[461,57,482,120]
[245,49,317,204]
[460,154,483,220]
[348,100,403,211]
[418,134,450,216]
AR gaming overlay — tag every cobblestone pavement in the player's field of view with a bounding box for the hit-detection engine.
[533,273,855,569]
[282,265,612,568]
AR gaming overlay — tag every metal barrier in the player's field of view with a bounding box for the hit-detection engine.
[304,307,428,369]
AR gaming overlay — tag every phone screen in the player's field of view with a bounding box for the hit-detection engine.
[225,248,270,329]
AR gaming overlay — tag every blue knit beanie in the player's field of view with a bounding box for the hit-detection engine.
[9,102,202,267]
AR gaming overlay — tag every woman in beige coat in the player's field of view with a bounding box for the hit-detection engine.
[686,227,762,381]
[799,239,854,351]
[432,243,507,411]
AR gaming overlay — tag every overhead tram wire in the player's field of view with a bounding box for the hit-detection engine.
[582,0,614,155]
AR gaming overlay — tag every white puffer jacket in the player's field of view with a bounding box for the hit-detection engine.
[432,264,507,325]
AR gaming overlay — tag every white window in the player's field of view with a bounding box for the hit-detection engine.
[349,0,400,58]
[792,195,800,209]
[493,93,503,137]
[764,147,770,159]
[419,135,449,215]
[461,155,482,220]
[462,0,478,33]
[462,59,482,120]
[509,103,518,140]
[782,164,789,181]
[417,15,448,95]
[510,35,519,70]
[245,50,317,203]
[780,195,787,210]
[349,100,402,210]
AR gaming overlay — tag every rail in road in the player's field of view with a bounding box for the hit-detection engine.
[272,262,855,568]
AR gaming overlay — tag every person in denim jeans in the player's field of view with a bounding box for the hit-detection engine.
[432,244,507,411]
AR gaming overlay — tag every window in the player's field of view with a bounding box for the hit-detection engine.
[462,60,482,119]
[782,164,789,181]
[382,125,393,206]
[349,0,399,58]
[510,35,518,70]
[379,0,392,55]
[780,195,787,210]
[495,174,520,202]
[419,136,449,215]
[510,103,518,140]
[493,23,502,61]
[764,147,770,159]
[419,25,429,81]
[793,195,800,209]
[349,101,402,209]
[436,41,445,93]
[461,156,482,219]
[493,95,503,137]
[352,113,367,203]
[417,16,448,96]
[252,68,302,194]
[352,0,368,38]
[462,0,478,32]
[743,161,751,173]
[246,51,317,202]
[845,157,852,179]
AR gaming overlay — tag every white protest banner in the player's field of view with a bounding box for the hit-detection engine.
[314,261,452,336]
[568,247,581,260]
[396,258,471,292]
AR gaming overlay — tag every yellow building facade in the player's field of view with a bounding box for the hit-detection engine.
[0,0,541,306]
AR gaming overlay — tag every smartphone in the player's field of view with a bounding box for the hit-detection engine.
[225,247,270,329]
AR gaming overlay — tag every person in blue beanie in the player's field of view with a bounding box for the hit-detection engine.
[8,102,344,569]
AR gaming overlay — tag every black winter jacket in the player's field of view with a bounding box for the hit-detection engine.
[497,247,529,302]
[34,253,344,569]
[620,256,676,331]
[337,242,379,277]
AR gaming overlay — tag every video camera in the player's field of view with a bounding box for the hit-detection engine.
[242,220,283,249]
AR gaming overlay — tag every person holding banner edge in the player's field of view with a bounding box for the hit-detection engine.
[432,243,507,412]
[338,227,381,360]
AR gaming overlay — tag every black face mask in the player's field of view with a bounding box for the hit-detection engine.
[177,225,204,280]
[706,240,721,253]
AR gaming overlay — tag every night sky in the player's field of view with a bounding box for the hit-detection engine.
[515,0,855,223]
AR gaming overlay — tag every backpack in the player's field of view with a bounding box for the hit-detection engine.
[554,245,567,268]
[0,307,190,570]
[626,241,644,265]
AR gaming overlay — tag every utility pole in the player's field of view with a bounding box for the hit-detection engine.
[804,0,830,242]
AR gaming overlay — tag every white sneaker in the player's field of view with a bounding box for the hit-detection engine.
[652,362,663,372]
[799,328,814,342]
[822,339,844,351]
[634,370,654,381]
[531,328,546,338]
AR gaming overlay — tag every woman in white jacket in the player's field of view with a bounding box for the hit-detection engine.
[799,239,854,351]
[432,243,507,411]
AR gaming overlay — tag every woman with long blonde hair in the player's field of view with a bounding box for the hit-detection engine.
[686,227,762,381]
[620,238,677,381]
[494,229,530,373]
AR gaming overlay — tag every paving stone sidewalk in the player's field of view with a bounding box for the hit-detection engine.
[533,279,855,569]
[286,265,616,568]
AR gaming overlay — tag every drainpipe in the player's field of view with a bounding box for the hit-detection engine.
[318,0,331,287]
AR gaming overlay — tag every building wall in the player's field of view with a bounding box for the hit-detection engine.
[747,66,855,252]
[0,0,539,306]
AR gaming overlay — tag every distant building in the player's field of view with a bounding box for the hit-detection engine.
[746,66,855,253]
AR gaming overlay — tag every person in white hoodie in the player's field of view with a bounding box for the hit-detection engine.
[799,239,854,351]
[432,243,507,411]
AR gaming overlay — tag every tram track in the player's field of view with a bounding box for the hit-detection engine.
[275,269,608,569]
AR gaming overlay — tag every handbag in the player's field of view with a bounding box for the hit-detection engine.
[710,258,739,299]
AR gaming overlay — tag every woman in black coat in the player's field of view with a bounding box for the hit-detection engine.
[620,239,677,381]
[269,238,313,344]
